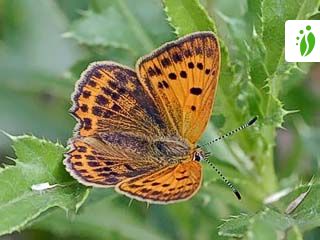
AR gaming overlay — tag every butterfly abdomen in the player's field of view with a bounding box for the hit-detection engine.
[100,132,151,155]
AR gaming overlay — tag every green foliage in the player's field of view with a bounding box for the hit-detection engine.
[219,183,320,238]
[32,194,168,240]
[0,0,320,239]
[262,0,319,73]
[0,135,88,235]
[163,0,216,36]
[65,0,174,66]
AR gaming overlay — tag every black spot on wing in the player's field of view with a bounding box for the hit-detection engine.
[161,57,171,67]
[168,73,177,80]
[180,71,187,78]
[92,106,103,116]
[172,52,183,63]
[176,176,188,181]
[197,63,204,70]
[83,118,92,130]
[80,104,88,112]
[88,80,97,87]
[88,161,100,167]
[151,182,161,186]
[184,49,192,57]
[141,188,151,193]
[190,87,202,95]
[195,47,203,55]
[82,90,91,98]
[96,95,108,106]
[188,62,194,69]
[111,103,121,112]
[86,155,96,160]
[78,146,87,152]
[162,81,169,88]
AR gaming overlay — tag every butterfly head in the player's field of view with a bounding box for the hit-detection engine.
[192,147,207,162]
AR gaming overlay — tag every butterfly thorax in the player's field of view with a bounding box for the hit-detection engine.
[152,137,192,164]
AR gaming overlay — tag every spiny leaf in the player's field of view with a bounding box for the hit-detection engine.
[246,0,263,35]
[32,196,168,240]
[261,0,320,75]
[65,0,174,58]
[0,135,89,236]
[219,182,320,238]
[162,0,216,36]
[218,214,251,238]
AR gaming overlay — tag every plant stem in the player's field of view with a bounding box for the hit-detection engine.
[259,126,278,194]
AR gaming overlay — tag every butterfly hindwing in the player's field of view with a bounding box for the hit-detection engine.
[65,136,165,187]
[116,160,202,203]
[137,32,220,144]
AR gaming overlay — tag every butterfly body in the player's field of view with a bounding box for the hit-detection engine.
[65,32,220,204]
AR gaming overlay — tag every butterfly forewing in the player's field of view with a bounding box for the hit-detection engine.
[137,32,220,144]
[71,62,171,138]
[65,62,171,186]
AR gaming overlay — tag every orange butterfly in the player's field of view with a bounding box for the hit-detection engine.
[65,32,229,204]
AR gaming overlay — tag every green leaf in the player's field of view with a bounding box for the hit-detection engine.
[218,214,251,238]
[33,196,169,240]
[219,182,320,237]
[65,0,174,58]
[163,0,216,36]
[0,0,82,148]
[248,1,320,194]
[247,0,263,35]
[247,213,278,240]
[262,0,320,75]
[0,135,89,236]
[65,46,137,85]
[0,0,82,98]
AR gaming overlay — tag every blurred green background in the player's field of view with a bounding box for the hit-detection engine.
[0,0,319,239]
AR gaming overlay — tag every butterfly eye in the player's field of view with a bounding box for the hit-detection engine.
[193,152,203,162]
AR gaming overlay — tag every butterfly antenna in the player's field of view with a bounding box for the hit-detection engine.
[204,157,241,200]
[200,116,258,148]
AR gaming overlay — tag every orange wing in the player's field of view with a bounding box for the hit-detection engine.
[70,61,173,138]
[137,32,220,144]
[65,138,163,187]
[65,62,171,186]
[116,160,202,204]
